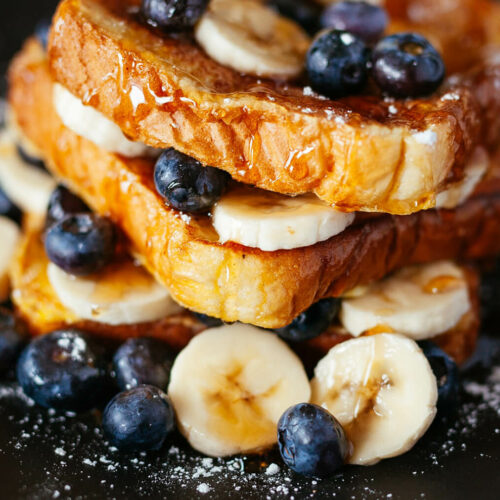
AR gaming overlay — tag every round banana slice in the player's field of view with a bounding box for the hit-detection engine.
[0,130,55,215]
[53,84,156,158]
[47,261,181,325]
[195,0,310,79]
[311,334,438,465]
[0,216,21,302]
[213,187,355,251]
[168,324,311,457]
[435,147,488,209]
[339,261,470,340]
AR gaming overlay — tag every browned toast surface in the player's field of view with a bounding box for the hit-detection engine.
[47,0,500,214]
[11,221,479,365]
[9,40,500,328]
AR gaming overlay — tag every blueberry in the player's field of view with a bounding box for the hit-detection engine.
[113,338,174,391]
[320,1,388,44]
[17,144,47,171]
[194,313,224,328]
[102,384,175,451]
[0,308,26,375]
[45,185,90,231]
[34,18,51,50]
[45,213,115,276]
[306,30,369,99]
[274,298,340,342]
[267,0,321,35]
[16,329,109,411]
[371,33,445,98]
[419,341,459,416]
[278,403,349,477]
[0,186,22,225]
[141,0,209,30]
[154,148,230,213]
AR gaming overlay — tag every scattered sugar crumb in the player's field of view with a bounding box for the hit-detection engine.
[197,483,211,494]
[265,463,280,476]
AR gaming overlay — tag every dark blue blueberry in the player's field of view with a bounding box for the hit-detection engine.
[102,384,175,451]
[194,313,224,328]
[113,338,174,391]
[45,185,90,231]
[16,329,109,411]
[267,0,321,35]
[274,298,340,342]
[278,403,349,477]
[0,308,26,375]
[141,0,209,30]
[154,148,230,213]
[306,29,369,99]
[0,187,22,225]
[419,341,459,416]
[44,213,115,276]
[320,1,388,44]
[371,33,445,98]
[17,144,47,171]
[34,18,51,50]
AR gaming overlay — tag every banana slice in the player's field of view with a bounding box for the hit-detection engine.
[53,84,156,158]
[47,260,181,325]
[0,216,21,301]
[213,186,355,251]
[435,147,488,209]
[195,0,310,79]
[168,324,311,457]
[339,261,470,340]
[311,334,437,465]
[0,130,56,215]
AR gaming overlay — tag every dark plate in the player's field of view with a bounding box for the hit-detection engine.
[1,2,499,498]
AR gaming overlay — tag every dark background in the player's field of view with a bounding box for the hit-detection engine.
[0,1,58,63]
[0,1,499,499]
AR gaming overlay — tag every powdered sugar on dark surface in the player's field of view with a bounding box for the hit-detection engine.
[0,330,498,499]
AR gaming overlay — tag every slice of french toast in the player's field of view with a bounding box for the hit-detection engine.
[10,223,204,349]
[47,0,500,214]
[9,39,500,328]
[11,222,479,365]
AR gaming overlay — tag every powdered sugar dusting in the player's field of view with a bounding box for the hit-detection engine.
[0,335,498,498]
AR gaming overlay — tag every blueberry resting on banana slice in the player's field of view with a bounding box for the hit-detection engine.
[168,324,311,457]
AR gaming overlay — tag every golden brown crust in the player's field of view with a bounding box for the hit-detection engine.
[11,222,479,364]
[46,0,500,214]
[9,40,500,328]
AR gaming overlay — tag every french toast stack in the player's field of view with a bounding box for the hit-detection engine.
[1,0,500,466]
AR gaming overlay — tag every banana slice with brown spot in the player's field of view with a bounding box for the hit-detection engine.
[311,333,437,465]
[168,323,311,457]
[195,0,310,79]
